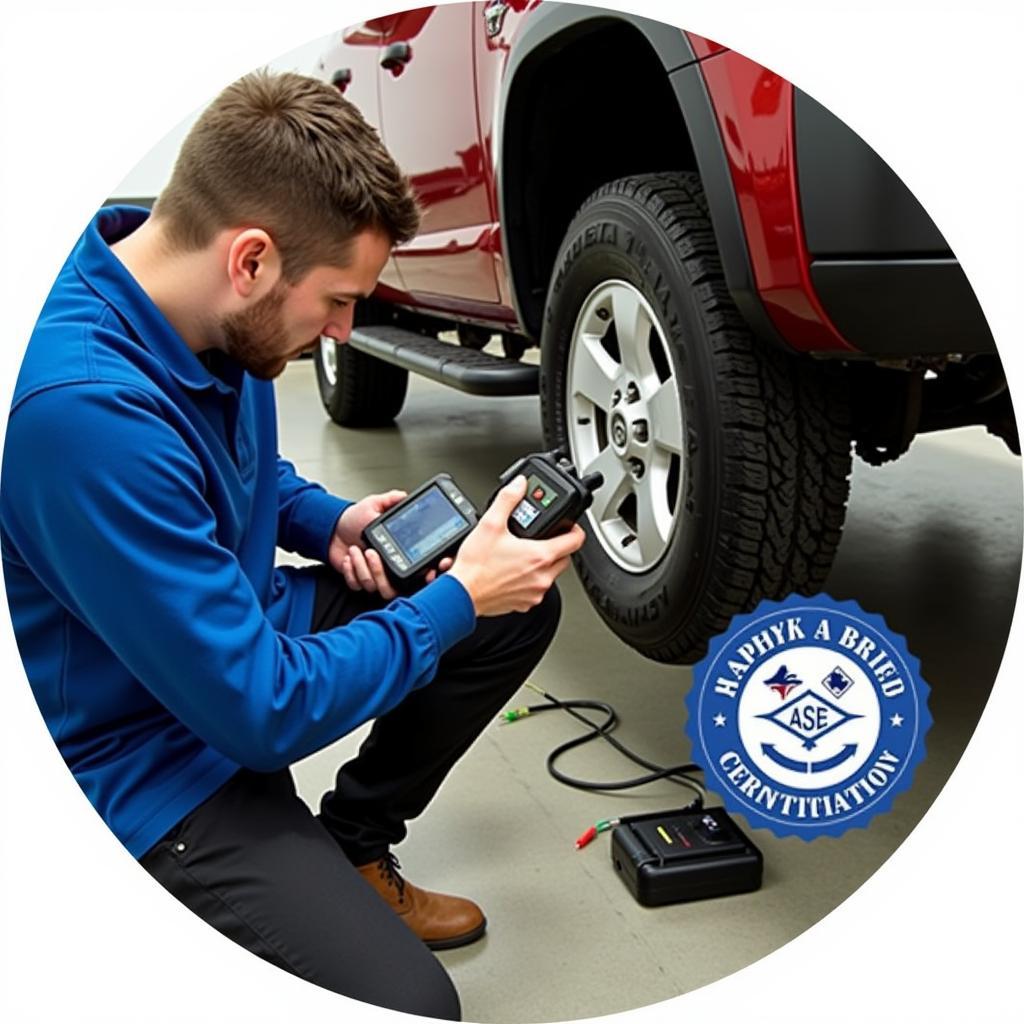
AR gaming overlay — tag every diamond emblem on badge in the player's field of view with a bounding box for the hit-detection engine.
[822,665,855,698]
[757,690,862,750]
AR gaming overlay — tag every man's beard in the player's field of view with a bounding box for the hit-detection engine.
[219,280,302,381]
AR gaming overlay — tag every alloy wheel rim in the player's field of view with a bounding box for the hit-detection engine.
[565,280,685,572]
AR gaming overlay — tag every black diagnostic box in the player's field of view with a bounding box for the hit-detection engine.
[611,807,762,907]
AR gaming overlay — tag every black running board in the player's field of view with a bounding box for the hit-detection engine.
[348,326,538,397]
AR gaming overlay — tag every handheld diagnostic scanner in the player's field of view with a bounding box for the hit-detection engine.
[362,450,603,590]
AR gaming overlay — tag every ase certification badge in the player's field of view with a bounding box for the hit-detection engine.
[685,594,932,839]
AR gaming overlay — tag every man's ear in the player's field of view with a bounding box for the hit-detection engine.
[226,228,281,298]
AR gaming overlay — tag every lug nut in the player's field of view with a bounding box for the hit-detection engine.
[611,389,622,407]
[629,458,645,480]
[596,307,611,321]
[625,383,640,404]
[633,421,649,444]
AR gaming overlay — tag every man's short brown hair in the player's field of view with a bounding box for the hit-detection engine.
[153,69,420,281]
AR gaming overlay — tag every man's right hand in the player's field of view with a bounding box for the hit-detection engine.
[448,476,586,617]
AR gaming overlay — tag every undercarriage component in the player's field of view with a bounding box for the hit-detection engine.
[850,355,1017,464]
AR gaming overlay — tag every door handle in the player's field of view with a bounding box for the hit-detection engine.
[483,1,510,38]
[331,68,353,93]
[380,42,412,74]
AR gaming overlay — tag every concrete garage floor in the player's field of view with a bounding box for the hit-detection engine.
[275,358,1022,1024]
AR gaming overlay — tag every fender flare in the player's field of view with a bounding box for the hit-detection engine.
[496,4,783,347]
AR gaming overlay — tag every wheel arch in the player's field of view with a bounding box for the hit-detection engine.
[498,9,698,339]
[497,8,783,348]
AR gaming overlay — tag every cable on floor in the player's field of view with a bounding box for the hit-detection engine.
[498,680,706,806]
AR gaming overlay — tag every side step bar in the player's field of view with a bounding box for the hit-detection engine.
[348,325,539,397]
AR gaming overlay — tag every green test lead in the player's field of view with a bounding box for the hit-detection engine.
[498,707,532,724]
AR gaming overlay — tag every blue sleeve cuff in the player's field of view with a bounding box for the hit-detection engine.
[406,574,476,655]
[300,492,353,562]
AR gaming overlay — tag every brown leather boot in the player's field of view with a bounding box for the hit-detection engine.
[356,853,487,950]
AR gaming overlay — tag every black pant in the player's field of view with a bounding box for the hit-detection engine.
[141,568,561,1018]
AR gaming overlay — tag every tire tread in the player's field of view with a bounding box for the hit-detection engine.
[554,172,852,663]
[315,340,409,427]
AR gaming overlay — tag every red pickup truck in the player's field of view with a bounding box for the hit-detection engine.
[312,1,1011,663]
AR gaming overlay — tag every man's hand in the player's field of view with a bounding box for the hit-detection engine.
[332,491,408,550]
[329,491,407,599]
[448,476,586,616]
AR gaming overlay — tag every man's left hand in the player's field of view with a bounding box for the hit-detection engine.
[329,491,407,599]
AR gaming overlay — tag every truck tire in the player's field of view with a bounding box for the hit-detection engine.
[540,173,852,663]
[314,335,409,427]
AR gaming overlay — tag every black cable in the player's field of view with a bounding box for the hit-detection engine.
[505,683,706,808]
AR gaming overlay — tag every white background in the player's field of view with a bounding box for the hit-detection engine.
[1,1,1022,1022]
[110,33,336,199]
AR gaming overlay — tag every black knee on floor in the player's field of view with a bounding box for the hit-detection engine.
[391,962,461,1021]
[530,581,563,645]
[424,974,462,1021]
[341,945,460,1020]
[490,582,563,673]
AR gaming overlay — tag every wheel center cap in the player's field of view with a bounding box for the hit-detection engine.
[611,412,629,453]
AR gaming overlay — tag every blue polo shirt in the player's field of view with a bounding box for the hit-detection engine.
[1,206,475,857]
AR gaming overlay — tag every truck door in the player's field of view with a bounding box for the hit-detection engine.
[315,19,406,296]
[377,4,500,305]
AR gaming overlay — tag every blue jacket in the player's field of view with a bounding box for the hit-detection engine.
[1,206,475,857]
